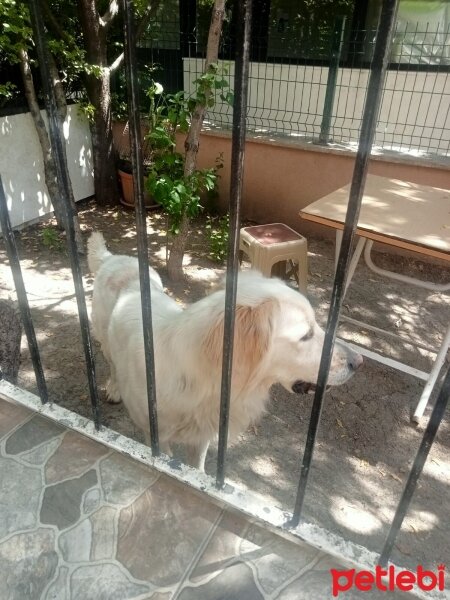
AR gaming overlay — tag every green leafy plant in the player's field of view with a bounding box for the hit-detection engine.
[145,67,230,236]
[77,100,96,123]
[0,82,17,106]
[41,226,63,251]
[205,213,229,263]
[188,62,233,111]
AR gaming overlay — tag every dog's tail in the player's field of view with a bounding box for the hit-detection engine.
[87,232,111,274]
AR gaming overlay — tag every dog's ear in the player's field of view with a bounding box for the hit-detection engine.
[203,299,276,382]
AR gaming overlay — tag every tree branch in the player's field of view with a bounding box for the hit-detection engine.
[38,0,74,47]
[48,52,67,122]
[184,0,225,175]
[18,47,64,229]
[109,0,162,73]
[100,0,119,30]
[18,47,51,161]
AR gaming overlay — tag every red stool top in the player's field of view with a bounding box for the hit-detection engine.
[242,223,302,245]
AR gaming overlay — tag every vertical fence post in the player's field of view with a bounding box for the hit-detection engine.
[216,0,253,489]
[28,0,101,428]
[319,16,347,145]
[0,177,48,402]
[379,365,450,565]
[121,0,160,456]
[291,0,399,526]
[180,0,196,58]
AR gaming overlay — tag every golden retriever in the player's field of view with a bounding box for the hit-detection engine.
[88,232,362,471]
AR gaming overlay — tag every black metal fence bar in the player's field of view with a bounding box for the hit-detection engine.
[28,0,101,429]
[122,0,159,456]
[0,177,48,402]
[216,0,253,489]
[291,0,399,526]
[379,365,450,566]
[319,16,347,144]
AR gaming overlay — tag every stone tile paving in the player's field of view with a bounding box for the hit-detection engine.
[0,398,422,600]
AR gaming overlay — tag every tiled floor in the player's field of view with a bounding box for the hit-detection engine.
[0,397,416,600]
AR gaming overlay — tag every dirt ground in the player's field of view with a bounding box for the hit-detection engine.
[1,200,449,579]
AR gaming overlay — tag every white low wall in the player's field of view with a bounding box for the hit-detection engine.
[0,103,94,231]
[184,58,450,157]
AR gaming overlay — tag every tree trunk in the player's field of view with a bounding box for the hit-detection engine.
[78,0,120,206]
[166,0,226,281]
[88,70,120,206]
[19,47,84,253]
[183,0,225,175]
[48,55,85,252]
[19,48,63,228]
[167,215,190,280]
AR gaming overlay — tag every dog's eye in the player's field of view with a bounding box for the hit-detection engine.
[299,328,314,342]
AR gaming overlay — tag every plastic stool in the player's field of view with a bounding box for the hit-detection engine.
[239,223,308,293]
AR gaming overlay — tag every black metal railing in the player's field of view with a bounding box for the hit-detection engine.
[292,0,399,524]
[216,0,253,490]
[122,0,160,457]
[0,176,48,404]
[28,0,102,429]
[0,0,448,573]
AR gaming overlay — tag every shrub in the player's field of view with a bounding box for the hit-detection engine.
[205,213,229,263]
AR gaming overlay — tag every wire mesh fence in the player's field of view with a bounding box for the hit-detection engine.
[135,18,450,158]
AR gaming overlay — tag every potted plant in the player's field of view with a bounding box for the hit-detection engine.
[115,81,168,209]
[116,121,159,209]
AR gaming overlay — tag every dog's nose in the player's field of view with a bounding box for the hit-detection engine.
[348,353,363,372]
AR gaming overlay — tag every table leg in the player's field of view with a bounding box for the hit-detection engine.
[364,240,450,292]
[335,230,366,296]
[412,323,450,423]
[362,240,450,422]
[335,230,342,272]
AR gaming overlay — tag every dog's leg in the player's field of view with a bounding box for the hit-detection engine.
[102,345,121,404]
[143,431,172,458]
[160,441,172,458]
[185,441,210,472]
[106,363,121,404]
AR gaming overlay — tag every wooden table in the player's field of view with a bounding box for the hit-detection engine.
[300,174,450,421]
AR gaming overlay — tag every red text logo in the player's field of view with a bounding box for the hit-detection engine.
[330,565,445,597]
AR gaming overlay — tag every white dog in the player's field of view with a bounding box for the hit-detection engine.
[88,232,362,471]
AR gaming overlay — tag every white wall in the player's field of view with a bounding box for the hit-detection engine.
[184,58,450,157]
[0,103,94,230]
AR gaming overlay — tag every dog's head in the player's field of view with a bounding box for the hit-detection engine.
[203,272,362,393]
[269,291,363,393]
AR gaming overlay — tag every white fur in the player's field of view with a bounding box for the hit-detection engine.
[88,232,362,470]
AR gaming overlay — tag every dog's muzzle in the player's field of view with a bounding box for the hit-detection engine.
[292,351,363,394]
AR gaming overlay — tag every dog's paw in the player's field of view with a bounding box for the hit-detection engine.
[106,379,121,404]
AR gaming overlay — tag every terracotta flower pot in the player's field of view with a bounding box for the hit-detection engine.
[118,169,159,209]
